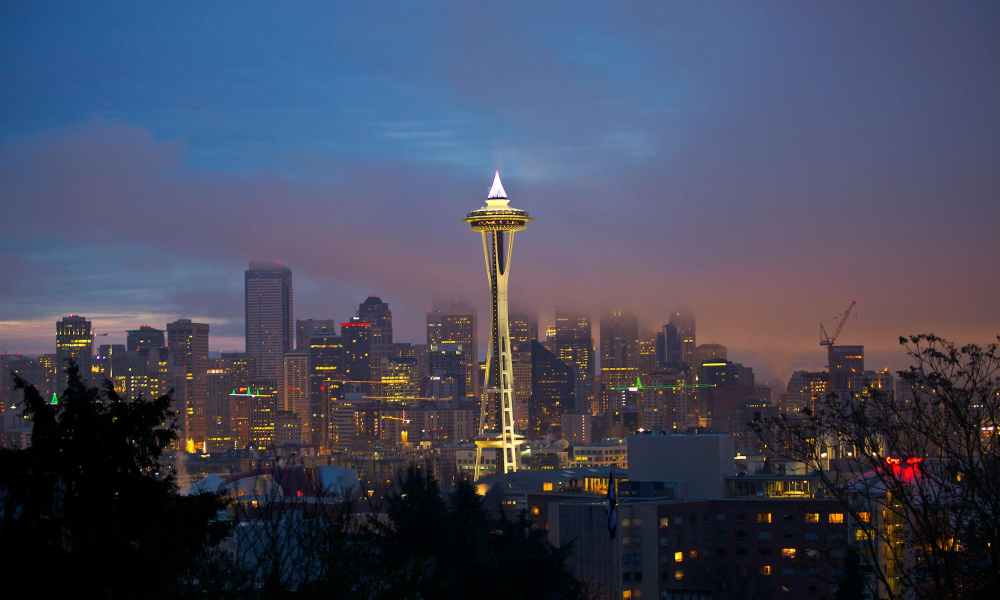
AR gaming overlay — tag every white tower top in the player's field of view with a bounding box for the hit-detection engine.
[487,170,508,201]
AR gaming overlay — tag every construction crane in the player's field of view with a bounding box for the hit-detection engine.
[819,300,856,348]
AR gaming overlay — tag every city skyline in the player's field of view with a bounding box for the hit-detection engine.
[3,3,999,383]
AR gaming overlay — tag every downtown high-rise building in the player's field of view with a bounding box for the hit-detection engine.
[668,308,696,368]
[56,315,93,389]
[245,261,293,381]
[426,306,477,399]
[167,318,209,453]
[600,309,640,369]
[828,345,864,397]
[281,351,310,442]
[126,325,165,353]
[599,309,640,418]
[357,296,393,345]
[509,313,538,351]
[341,318,372,386]
[554,309,594,415]
[307,332,343,447]
[530,340,574,438]
[295,318,336,351]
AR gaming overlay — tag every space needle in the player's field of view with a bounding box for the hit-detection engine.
[466,171,532,479]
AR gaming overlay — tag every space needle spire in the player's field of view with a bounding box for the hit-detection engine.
[466,170,532,478]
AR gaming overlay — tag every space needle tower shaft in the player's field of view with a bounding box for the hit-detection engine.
[466,171,531,477]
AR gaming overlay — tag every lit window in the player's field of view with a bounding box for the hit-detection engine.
[689,549,698,559]
[530,506,541,517]
[805,513,820,523]
[659,517,669,528]
[757,512,773,524]
[761,564,773,576]
[674,551,684,563]
[858,512,871,523]
[781,547,797,559]
[674,570,684,581]
[622,591,632,600]
[855,529,871,541]
[542,482,554,492]
[828,513,845,524]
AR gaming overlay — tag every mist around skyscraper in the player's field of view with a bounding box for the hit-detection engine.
[1,190,929,598]
[3,4,999,598]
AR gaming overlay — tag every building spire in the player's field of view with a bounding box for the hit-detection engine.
[488,170,508,200]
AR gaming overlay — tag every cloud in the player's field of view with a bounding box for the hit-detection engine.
[3,2,999,380]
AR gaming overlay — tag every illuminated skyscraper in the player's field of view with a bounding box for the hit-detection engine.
[509,313,538,350]
[126,325,165,353]
[599,309,640,416]
[669,308,696,368]
[829,345,864,398]
[554,310,594,414]
[530,340,574,438]
[426,306,477,398]
[245,261,293,380]
[167,319,209,453]
[341,318,372,385]
[56,315,93,389]
[281,351,310,442]
[358,296,393,345]
[307,333,343,447]
[661,322,683,368]
[295,318,336,351]
[466,171,531,477]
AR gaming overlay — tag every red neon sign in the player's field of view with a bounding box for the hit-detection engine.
[885,456,924,483]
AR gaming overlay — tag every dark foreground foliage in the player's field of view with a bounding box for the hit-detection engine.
[0,364,228,599]
[2,365,587,599]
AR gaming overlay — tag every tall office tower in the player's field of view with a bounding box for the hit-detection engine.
[295,319,337,351]
[126,326,165,353]
[668,308,696,367]
[427,343,466,400]
[94,344,126,386]
[206,352,255,450]
[56,315,93,389]
[281,351,310,442]
[600,309,640,369]
[166,319,210,453]
[466,171,531,477]
[512,346,533,433]
[530,340,574,438]
[426,306,477,399]
[655,330,666,367]
[784,371,829,414]
[554,310,595,415]
[694,343,727,365]
[662,323,683,368]
[245,261,293,380]
[241,380,278,451]
[357,297,393,345]
[698,359,755,430]
[509,313,538,350]
[37,353,58,399]
[599,309,640,417]
[543,326,558,354]
[828,345,864,398]
[307,332,343,448]
[637,337,657,379]
[374,347,420,401]
[341,318,372,386]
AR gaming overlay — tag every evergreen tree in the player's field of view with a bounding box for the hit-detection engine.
[0,364,228,599]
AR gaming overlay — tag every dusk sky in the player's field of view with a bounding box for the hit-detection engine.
[2,2,998,383]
